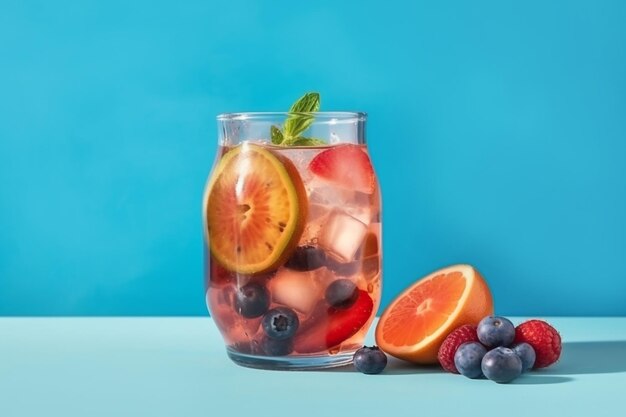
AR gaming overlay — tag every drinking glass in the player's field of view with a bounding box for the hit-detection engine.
[203,112,381,369]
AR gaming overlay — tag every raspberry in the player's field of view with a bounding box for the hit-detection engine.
[438,325,480,373]
[514,320,561,369]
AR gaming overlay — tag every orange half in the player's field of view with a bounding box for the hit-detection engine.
[375,264,493,364]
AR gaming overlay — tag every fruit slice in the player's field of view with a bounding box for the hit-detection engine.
[309,144,376,194]
[204,144,307,274]
[294,290,374,353]
[375,264,493,364]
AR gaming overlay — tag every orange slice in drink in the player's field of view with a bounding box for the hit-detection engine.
[204,144,307,274]
[375,264,493,364]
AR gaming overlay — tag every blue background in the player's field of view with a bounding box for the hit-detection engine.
[1,0,625,316]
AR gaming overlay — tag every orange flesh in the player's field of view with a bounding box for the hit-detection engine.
[206,145,304,273]
[380,272,466,347]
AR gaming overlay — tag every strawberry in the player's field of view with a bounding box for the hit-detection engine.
[437,324,481,373]
[308,144,376,194]
[514,320,561,369]
[294,290,374,353]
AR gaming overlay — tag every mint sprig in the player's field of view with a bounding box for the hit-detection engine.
[271,92,326,146]
[284,92,320,137]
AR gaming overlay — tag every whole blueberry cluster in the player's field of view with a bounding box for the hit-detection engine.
[454,316,536,383]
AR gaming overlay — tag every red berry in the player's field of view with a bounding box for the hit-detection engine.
[437,325,480,373]
[308,144,376,194]
[514,320,561,369]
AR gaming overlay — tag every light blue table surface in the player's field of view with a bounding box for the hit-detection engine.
[0,317,624,416]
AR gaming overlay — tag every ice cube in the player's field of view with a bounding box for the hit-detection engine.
[309,186,373,225]
[312,266,335,288]
[318,209,368,263]
[299,188,338,244]
[345,207,372,225]
[308,203,331,222]
[326,257,360,277]
[299,208,330,244]
[345,191,374,225]
[268,268,323,314]
[308,186,345,204]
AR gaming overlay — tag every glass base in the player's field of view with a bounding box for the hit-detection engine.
[227,348,356,370]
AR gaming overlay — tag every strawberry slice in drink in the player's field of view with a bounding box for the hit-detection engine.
[294,290,374,354]
[309,144,376,194]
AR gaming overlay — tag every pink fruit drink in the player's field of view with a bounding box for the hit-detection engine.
[204,111,381,369]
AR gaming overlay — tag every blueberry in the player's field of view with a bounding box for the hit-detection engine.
[454,342,487,379]
[477,316,516,347]
[262,307,299,340]
[262,337,293,356]
[512,343,536,372]
[481,347,523,383]
[325,279,358,309]
[353,346,388,374]
[235,283,270,318]
[285,246,326,271]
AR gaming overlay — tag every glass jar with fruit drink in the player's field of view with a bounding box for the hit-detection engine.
[203,94,381,369]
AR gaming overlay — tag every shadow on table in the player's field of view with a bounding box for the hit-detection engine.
[512,375,574,384]
[325,357,441,375]
[324,341,626,378]
[542,341,626,375]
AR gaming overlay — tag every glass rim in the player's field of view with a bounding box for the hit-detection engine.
[216,111,367,121]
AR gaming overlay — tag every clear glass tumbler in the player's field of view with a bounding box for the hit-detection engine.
[203,112,381,369]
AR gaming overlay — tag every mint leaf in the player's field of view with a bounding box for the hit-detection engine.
[284,92,321,138]
[271,125,284,144]
[290,137,326,146]
[284,115,315,139]
[269,92,327,146]
[288,92,320,113]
